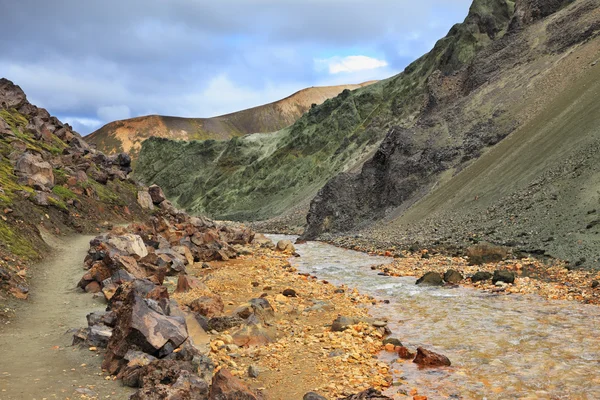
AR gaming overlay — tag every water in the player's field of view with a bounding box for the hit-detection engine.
[268,235,600,399]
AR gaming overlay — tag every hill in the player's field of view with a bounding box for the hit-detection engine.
[136,0,600,267]
[134,0,518,223]
[0,78,154,300]
[304,0,600,266]
[86,82,375,159]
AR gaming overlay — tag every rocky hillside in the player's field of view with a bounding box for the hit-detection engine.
[305,0,600,266]
[135,0,517,223]
[0,78,155,301]
[86,82,375,160]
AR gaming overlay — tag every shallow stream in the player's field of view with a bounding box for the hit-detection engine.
[268,234,600,400]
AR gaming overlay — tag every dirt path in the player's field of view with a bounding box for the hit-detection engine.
[0,232,132,399]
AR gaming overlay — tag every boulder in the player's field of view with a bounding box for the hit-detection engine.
[382,338,402,347]
[84,281,101,293]
[397,346,415,360]
[282,288,297,297]
[86,311,117,327]
[466,243,508,265]
[130,360,209,400]
[471,271,493,282]
[15,153,54,188]
[337,388,393,399]
[87,324,113,347]
[137,191,154,210]
[443,269,463,284]
[231,323,274,347]
[247,365,260,378]
[331,316,357,332]
[189,295,224,317]
[304,392,327,400]
[175,274,206,293]
[102,287,188,374]
[492,270,515,284]
[209,368,258,400]
[416,271,444,286]
[107,234,149,259]
[148,185,167,205]
[207,316,244,332]
[276,239,295,253]
[413,346,451,367]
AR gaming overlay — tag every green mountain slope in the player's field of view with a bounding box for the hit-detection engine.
[135,0,517,222]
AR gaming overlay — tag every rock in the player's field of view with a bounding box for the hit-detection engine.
[443,269,463,284]
[131,360,209,400]
[175,274,206,293]
[102,286,188,374]
[304,392,327,400]
[107,234,149,259]
[148,184,167,205]
[247,364,260,378]
[86,311,117,327]
[209,368,258,400]
[383,338,402,347]
[305,300,335,312]
[592,280,599,289]
[331,316,357,332]
[32,191,50,206]
[235,298,275,325]
[413,347,451,367]
[137,191,154,210]
[15,153,54,188]
[276,239,295,253]
[415,271,443,286]
[282,288,297,297]
[471,271,493,282]
[84,281,101,293]
[189,295,224,317]
[207,316,244,332]
[337,388,393,399]
[466,243,508,265]
[492,270,515,284]
[87,324,113,348]
[397,346,415,360]
[231,323,274,347]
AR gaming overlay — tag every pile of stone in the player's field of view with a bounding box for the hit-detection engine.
[77,200,254,298]
[73,197,261,398]
[2,76,135,207]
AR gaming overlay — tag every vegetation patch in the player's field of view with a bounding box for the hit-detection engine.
[0,219,38,259]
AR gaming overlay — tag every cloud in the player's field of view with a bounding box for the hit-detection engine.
[0,0,474,134]
[317,55,389,74]
[61,117,103,134]
[97,105,131,122]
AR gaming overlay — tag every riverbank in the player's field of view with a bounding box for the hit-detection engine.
[173,243,393,399]
[316,235,600,306]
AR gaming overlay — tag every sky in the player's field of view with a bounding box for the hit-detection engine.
[1,0,472,135]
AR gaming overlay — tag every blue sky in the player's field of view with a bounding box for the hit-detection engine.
[1,0,472,134]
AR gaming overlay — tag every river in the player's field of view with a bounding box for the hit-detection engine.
[268,234,600,399]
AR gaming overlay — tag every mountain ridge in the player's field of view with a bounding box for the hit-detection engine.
[86,81,376,159]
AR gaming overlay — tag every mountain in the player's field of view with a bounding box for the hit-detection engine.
[86,82,375,159]
[134,0,517,223]
[136,0,600,265]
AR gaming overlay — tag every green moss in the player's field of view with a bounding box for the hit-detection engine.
[51,185,77,200]
[47,196,68,211]
[53,168,68,185]
[78,180,122,205]
[0,220,38,259]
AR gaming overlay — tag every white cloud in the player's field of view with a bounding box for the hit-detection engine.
[316,55,389,74]
[61,117,103,134]
[97,105,131,121]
